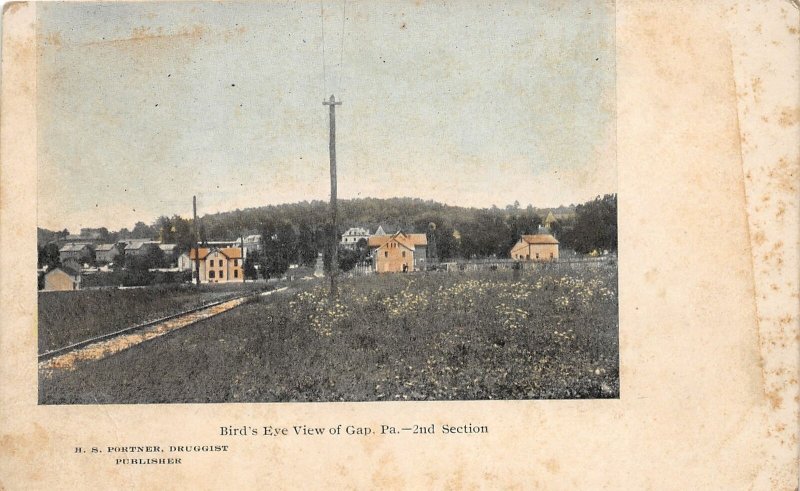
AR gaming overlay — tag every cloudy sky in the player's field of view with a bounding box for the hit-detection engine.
[37,0,615,232]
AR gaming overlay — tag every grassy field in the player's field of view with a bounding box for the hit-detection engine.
[40,265,618,404]
[38,282,272,353]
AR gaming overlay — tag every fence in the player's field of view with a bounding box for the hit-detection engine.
[340,255,616,277]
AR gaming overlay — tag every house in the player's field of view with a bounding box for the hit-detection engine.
[188,247,244,283]
[177,252,193,271]
[368,231,428,273]
[242,235,262,254]
[159,244,178,265]
[95,243,121,264]
[58,243,93,263]
[341,227,370,249]
[509,234,559,262]
[43,264,81,291]
[124,240,159,257]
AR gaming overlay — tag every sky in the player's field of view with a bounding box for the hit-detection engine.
[36,0,615,232]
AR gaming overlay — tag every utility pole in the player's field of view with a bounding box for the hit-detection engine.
[323,94,342,296]
[240,234,245,283]
[193,195,200,286]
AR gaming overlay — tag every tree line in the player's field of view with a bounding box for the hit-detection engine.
[39,195,617,276]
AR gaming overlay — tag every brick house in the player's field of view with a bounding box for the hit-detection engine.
[188,247,244,283]
[509,234,559,261]
[368,231,428,273]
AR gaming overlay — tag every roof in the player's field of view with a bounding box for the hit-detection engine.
[343,227,370,235]
[59,243,91,252]
[520,234,560,245]
[125,241,158,250]
[48,265,81,278]
[159,244,177,251]
[368,231,427,249]
[95,243,118,251]
[188,247,243,260]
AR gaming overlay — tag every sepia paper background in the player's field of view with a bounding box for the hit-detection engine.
[1,0,798,488]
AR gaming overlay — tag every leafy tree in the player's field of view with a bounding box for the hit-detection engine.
[297,222,320,267]
[337,246,362,272]
[131,221,154,239]
[38,243,61,270]
[243,256,258,280]
[144,245,167,268]
[560,194,617,254]
[172,215,195,252]
[259,220,297,279]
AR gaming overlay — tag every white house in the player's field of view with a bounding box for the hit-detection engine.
[341,227,370,249]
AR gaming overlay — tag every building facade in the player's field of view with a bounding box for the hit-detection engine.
[58,243,93,263]
[341,227,370,249]
[509,234,560,261]
[95,243,121,264]
[43,265,81,291]
[188,247,244,283]
[368,231,428,273]
[177,253,193,271]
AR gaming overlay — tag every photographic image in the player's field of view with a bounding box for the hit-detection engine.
[36,0,618,404]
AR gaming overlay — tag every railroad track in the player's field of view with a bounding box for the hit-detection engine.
[38,287,287,372]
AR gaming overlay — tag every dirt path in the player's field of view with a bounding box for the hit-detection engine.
[39,288,287,374]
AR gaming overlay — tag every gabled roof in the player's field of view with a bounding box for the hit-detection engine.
[125,241,158,250]
[59,243,91,252]
[48,264,81,278]
[159,244,177,252]
[188,247,243,260]
[95,243,118,252]
[368,231,427,249]
[376,236,415,252]
[520,234,559,245]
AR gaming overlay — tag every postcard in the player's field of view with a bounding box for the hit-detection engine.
[1,0,797,488]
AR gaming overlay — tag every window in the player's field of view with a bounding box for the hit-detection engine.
[234,270,239,278]
[220,270,224,279]
[384,251,388,258]
[209,270,215,279]
[535,253,539,259]
[234,259,238,266]
[402,251,406,257]
[219,259,223,267]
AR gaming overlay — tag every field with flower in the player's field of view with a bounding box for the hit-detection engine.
[41,265,618,404]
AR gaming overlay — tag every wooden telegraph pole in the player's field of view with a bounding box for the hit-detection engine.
[193,195,200,286]
[323,94,342,296]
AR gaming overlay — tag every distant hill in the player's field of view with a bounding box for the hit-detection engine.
[38,195,617,260]
[200,197,576,240]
